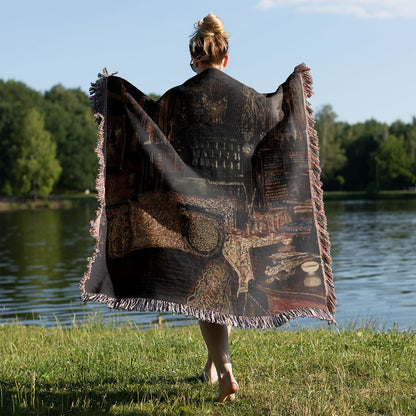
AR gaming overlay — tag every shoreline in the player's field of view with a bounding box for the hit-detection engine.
[0,190,415,211]
[0,194,98,211]
[323,190,416,201]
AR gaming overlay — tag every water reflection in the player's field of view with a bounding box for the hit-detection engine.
[1,208,90,319]
[0,199,415,330]
[324,199,416,330]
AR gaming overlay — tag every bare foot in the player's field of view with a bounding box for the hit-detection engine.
[200,358,218,384]
[215,372,239,403]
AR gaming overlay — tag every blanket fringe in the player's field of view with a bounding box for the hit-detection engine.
[295,63,336,315]
[81,291,337,329]
[79,70,109,294]
[89,68,117,116]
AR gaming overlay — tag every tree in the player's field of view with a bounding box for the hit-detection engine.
[314,105,347,189]
[341,119,387,191]
[44,85,97,191]
[389,118,416,183]
[0,79,44,109]
[376,135,415,189]
[0,80,45,194]
[0,103,21,194]
[9,109,61,197]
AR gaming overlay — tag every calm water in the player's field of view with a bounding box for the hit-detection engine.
[0,199,415,330]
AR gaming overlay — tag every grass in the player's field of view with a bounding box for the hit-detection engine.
[0,320,415,416]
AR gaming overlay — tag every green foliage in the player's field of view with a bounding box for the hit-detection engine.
[314,106,416,191]
[0,80,45,194]
[0,103,20,194]
[0,80,96,196]
[335,175,345,191]
[344,119,388,191]
[44,85,97,191]
[0,79,44,109]
[377,135,415,189]
[7,109,61,197]
[314,105,347,184]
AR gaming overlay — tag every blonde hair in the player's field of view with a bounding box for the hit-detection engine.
[189,12,229,65]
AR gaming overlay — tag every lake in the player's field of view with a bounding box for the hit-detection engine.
[0,198,415,330]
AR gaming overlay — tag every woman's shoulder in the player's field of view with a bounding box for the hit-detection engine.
[180,68,262,98]
[185,68,246,86]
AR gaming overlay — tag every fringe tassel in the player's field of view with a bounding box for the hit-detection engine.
[81,292,337,329]
[79,70,110,294]
[295,63,337,316]
[89,68,118,116]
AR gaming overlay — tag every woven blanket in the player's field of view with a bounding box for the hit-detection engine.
[80,64,336,328]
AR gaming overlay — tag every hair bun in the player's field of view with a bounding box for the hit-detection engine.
[197,12,227,37]
[189,13,229,64]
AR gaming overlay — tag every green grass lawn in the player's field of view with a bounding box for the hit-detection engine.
[0,320,415,415]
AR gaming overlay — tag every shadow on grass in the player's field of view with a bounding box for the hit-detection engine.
[1,374,209,416]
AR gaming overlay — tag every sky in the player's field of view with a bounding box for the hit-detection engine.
[1,0,415,124]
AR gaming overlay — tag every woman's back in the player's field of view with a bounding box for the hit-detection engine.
[159,68,270,184]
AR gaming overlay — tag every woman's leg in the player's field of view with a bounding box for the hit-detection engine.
[199,321,239,402]
[201,353,218,384]
[201,325,232,384]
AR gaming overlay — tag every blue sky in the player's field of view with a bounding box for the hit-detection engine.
[1,0,415,124]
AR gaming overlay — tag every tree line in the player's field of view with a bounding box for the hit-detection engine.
[0,80,97,198]
[315,105,416,192]
[0,80,415,197]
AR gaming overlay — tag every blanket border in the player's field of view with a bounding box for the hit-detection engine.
[294,63,336,316]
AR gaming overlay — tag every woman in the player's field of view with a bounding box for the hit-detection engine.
[186,12,238,403]
[82,11,335,405]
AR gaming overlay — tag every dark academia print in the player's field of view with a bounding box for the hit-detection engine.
[80,64,336,329]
